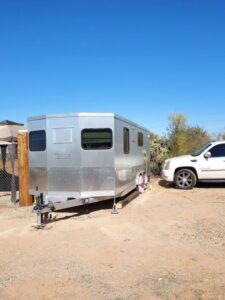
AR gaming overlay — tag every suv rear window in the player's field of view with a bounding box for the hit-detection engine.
[81,129,112,150]
[29,130,46,151]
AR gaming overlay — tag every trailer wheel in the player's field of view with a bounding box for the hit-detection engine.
[174,169,197,189]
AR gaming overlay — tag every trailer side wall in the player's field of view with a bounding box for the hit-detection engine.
[114,117,150,196]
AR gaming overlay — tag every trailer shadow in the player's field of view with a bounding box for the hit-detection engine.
[42,199,115,225]
[42,189,138,225]
[49,200,113,224]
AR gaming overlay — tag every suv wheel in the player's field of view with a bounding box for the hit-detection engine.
[174,169,197,189]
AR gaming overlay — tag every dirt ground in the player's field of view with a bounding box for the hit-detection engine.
[0,179,225,300]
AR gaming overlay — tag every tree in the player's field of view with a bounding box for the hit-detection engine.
[185,126,210,154]
[149,113,210,176]
[215,129,225,141]
[149,132,169,175]
[167,113,188,156]
[166,113,210,157]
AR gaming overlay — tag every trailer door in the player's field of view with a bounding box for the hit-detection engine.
[80,128,114,196]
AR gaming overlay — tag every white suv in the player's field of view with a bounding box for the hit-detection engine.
[161,141,225,189]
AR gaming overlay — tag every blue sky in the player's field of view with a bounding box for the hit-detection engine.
[0,0,224,135]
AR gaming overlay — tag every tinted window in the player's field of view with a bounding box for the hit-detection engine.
[192,143,212,156]
[123,127,130,154]
[138,132,143,146]
[29,130,46,151]
[82,129,112,150]
[210,144,225,157]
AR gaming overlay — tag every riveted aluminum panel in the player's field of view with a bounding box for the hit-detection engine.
[48,167,81,192]
[114,117,150,196]
[82,167,115,192]
[28,118,47,193]
[29,167,48,193]
[28,118,47,169]
[47,116,80,194]
[79,115,115,195]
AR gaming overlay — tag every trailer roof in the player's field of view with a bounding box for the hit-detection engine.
[28,113,149,132]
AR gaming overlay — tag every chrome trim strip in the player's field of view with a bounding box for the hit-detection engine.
[201,169,225,172]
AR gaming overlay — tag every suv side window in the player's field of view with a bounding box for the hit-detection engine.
[209,144,225,157]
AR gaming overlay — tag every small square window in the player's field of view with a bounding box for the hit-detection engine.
[29,130,46,151]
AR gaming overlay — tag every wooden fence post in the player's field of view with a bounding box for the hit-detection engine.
[17,130,33,206]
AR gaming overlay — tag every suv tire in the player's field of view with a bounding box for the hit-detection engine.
[174,169,197,189]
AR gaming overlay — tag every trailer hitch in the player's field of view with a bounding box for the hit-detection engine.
[32,193,52,229]
[33,193,45,212]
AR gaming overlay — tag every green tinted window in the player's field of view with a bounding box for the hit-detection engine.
[123,127,130,154]
[138,132,143,146]
[82,129,112,150]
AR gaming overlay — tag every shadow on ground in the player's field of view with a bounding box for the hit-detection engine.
[42,189,138,225]
[158,179,174,189]
[196,182,225,189]
[43,200,113,224]
[158,178,225,189]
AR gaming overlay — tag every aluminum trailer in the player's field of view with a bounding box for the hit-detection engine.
[28,113,150,212]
